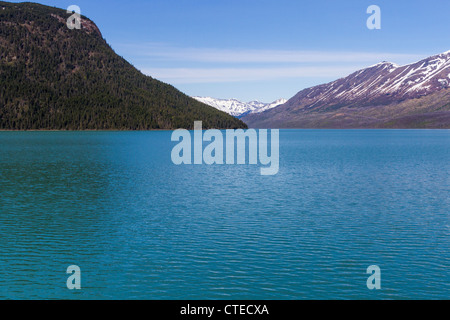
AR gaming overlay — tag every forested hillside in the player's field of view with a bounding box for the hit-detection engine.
[0,1,246,130]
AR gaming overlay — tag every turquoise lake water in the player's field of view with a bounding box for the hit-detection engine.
[0,130,449,299]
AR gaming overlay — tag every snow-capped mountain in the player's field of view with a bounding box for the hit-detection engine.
[256,98,289,113]
[243,50,450,128]
[193,97,287,118]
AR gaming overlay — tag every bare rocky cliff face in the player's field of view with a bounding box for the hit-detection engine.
[50,13,102,37]
[243,51,450,128]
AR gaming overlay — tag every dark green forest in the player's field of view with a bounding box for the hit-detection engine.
[0,1,247,130]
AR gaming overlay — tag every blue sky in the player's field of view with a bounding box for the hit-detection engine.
[8,0,450,102]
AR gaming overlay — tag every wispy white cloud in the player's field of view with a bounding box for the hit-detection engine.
[141,66,368,84]
[117,43,428,84]
[119,43,425,64]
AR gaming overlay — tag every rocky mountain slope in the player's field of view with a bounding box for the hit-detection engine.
[243,51,450,128]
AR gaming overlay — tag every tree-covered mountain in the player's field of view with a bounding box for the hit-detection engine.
[0,1,246,130]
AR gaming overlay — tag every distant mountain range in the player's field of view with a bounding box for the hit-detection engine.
[193,97,287,118]
[243,51,450,128]
[0,1,245,130]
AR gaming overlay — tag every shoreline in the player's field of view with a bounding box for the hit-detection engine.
[0,128,449,132]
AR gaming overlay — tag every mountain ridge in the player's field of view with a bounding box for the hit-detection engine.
[243,51,450,128]
[193,96,287,118]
